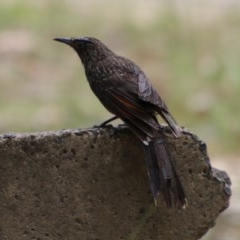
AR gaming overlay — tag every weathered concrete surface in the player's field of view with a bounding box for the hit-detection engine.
[0,125,231,240]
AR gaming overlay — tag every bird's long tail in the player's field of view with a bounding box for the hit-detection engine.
[144,135,186,208]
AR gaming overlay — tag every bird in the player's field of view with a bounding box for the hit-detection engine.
[54,36,186,208]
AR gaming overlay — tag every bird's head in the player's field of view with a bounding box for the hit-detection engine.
[54,37,114,65]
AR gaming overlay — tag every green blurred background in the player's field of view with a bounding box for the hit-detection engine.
[0,0,239,239]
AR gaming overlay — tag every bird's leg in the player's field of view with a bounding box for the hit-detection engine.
[94,116,118,128]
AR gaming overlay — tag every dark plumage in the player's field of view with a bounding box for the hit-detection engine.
[54,37,186,208]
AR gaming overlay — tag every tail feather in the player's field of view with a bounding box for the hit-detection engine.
[170,161,187,207]
[159,110,182,138]
[144,136,186,208]
[144,146,161,200]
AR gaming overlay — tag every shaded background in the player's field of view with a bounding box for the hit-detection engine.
[0,0,239,239]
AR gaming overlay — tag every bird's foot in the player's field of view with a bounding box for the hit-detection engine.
[93,116,118,128]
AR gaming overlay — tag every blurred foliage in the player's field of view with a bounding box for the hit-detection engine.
[0,0,240,156]
[0,1,240,240]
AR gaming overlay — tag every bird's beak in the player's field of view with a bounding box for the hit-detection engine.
[54,37,73,46]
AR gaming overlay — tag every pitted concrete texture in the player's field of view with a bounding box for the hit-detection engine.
[0,125,231,240]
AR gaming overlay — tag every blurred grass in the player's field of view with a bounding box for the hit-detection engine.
[0,1,240,239]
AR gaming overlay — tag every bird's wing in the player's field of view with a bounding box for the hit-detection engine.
[137,71,167,109]
[137,71,181,137]
[90,74,159,141]
[91,66,180,137]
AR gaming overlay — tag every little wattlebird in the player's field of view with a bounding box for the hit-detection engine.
[54,37,186,208]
